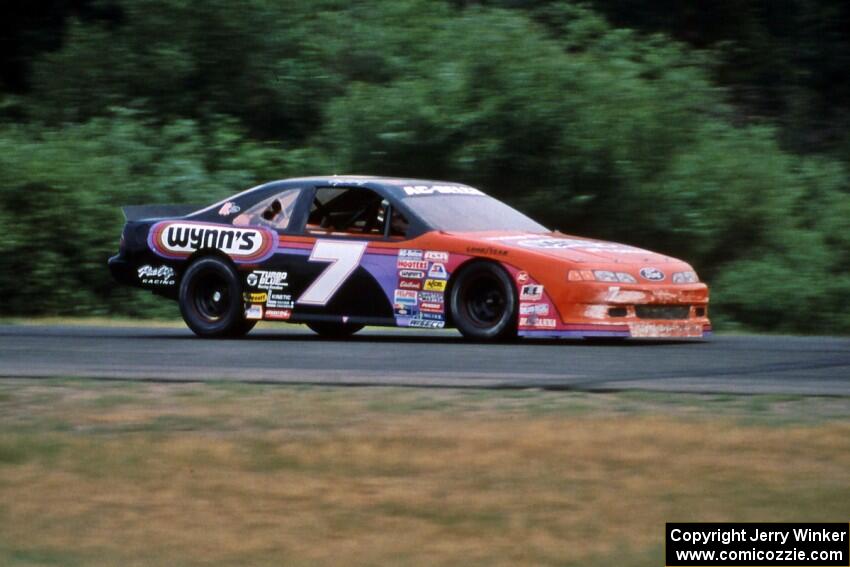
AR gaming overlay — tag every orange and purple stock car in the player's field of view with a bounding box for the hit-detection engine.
[109,176,710,340]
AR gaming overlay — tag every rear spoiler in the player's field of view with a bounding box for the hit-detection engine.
[121,204,206,221]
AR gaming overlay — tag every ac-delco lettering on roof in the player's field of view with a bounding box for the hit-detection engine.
[402,185,485,196]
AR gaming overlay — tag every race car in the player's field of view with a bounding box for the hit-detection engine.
[108,176,710,340]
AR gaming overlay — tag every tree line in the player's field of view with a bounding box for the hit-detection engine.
[1,0,848,332]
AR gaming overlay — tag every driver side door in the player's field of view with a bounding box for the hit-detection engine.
[278,185,402,324]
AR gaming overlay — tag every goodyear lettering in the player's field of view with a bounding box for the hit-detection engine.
[466,246,508,256]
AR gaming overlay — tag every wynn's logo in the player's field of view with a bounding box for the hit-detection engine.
[148,221,276,263]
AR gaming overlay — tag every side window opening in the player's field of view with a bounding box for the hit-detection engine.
[388,205,409,237]
[233,188,300,230]
[307,187,405,237]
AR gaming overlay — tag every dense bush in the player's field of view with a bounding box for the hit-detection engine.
[1,0,848,332]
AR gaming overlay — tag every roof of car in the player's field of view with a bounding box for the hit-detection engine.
[283,175,454,184]
[257,176,485,200]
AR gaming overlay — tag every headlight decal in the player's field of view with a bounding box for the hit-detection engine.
[672,271,699,284]
[568,270,638,283]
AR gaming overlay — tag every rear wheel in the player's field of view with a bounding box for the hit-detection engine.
[306,321,364,338]
[179,256,255,338]
[449,261,517,340]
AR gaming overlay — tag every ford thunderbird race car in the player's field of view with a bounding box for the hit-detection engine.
[108,176,710,340]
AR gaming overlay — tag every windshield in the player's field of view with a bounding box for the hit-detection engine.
[402,195,548,232]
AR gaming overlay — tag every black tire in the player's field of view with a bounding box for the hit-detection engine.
[449,261,517,340]
[306,321,364,338]
[229,318,258,338]
[179,256,254,338]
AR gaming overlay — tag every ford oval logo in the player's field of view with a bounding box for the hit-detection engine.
[640,267,665,281]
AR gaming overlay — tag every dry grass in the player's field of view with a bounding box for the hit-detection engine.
[0,380,848,567]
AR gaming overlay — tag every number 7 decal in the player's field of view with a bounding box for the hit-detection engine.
[297,240,368,305]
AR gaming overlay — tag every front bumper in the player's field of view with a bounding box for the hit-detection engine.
[518,281,711,339]
[518,322,712,339]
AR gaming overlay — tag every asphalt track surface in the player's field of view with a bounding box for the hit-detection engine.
[1,324,849,395]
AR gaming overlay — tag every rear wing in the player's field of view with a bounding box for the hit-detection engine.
[121,204,206,221]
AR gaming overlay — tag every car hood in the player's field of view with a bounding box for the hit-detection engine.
[450,231,680,265]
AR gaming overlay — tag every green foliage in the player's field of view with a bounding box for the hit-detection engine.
[0,0,848,333]
[0,111,313,315]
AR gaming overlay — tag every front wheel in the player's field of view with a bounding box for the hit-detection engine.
[449,261,517,341]
[306,321,364,338]
[179,256,255,338]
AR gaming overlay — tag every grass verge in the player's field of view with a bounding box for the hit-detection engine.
[0,379,847,566]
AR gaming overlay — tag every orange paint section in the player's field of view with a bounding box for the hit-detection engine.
[274,229,710,338]
[367,230,710,338]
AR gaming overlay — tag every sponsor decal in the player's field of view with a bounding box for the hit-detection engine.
[520,284,544,301]
[327,177,369,186]
[639,267,666,281]
[394,305,411,316]
[418,291,444,304]
[516,271,529,284]
[519,303,549,315]
[398,269,425,279]
[402,185,485,196]
[419,312,445,321]
[246,270,288,290]
[408,318,446,328]
[394,289,418,306]
[398,249,423,259]
[424,250,449,262]
[265,308,291,320]
[428,262,448,279]
[488,235,646,254]
[520,316,557,328]
[149,221,276,263]
[137,264,175,286]
[466,246,508,256]
[397,259,429,270]
[399,279,422,290]
[267,292,293,309]
[218,201,241,216]
[244,292,268,303]
[419,302,443,313]
[245,304,263,320]
[423,279,447,292]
